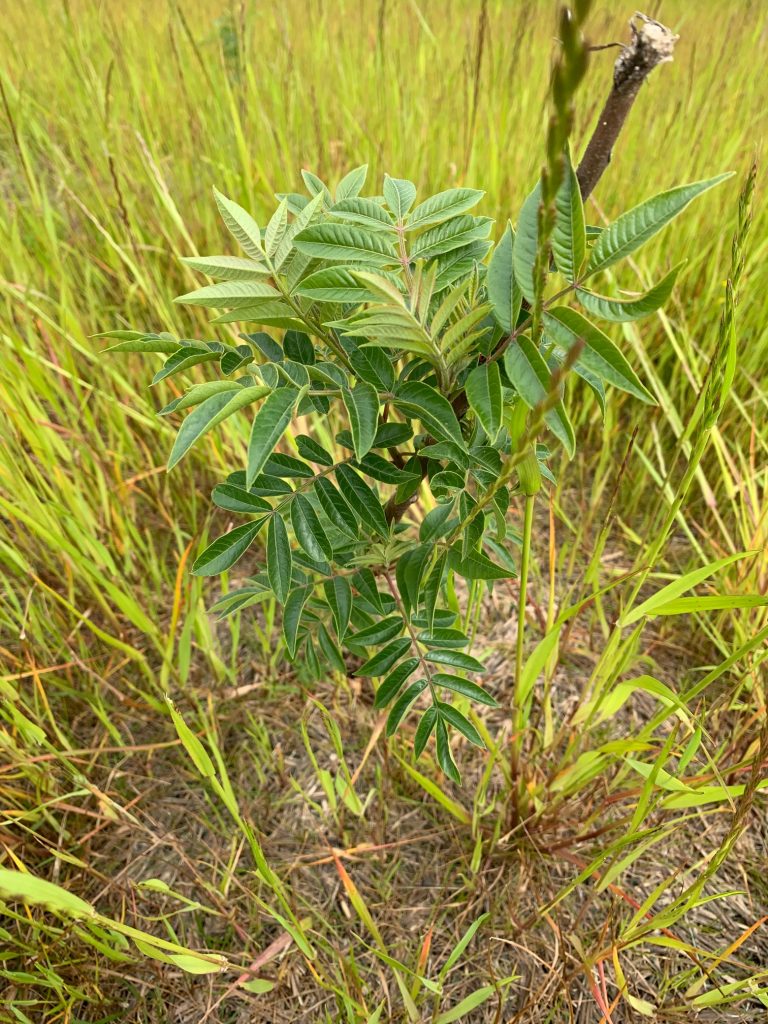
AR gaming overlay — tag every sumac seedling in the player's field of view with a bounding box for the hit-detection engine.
[107,161,729,781]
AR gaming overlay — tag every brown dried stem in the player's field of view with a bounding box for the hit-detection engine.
[576,12,678,201]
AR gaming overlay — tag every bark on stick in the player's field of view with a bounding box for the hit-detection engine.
[577,13,678,201]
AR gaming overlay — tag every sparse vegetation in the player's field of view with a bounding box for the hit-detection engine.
[1,2,767,1022]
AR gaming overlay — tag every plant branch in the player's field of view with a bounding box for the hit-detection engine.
[446,342,584,546]
[385,11,676,529]
[382,567,438,703]
[511,492,535,784]
[576,13,678,201]
[384,455,428,524]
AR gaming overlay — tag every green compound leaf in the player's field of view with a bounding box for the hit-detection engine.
[417,626,470,649]
[342,382,379,461]
[552,149,586,282]
[283,585,312,658]
[586,174,733,276]
[410,215,492,262]
[324,576,353,641]
[386,679,428,736]
[283,330,315,365]
[575,261,684,322]
[335,163,369,201]
[315,477,359,538]
[294,223,398,267]
[246,387,301,488]
[393,381,466,448]
[265,198,289,258]
[167,391,240,470]
[291,493,333,562]
[383,175,417,218]
[103,333,182,354]
[395,543,432,617]
[175,280,280,309]
[351,615,405,647]
[349,345,396,391]
[335,464,389,538]
[301,168,332,202]
[414,706,438,757]
[168,386,270,470]
[180,254,270,281]
[438,702,485,747]
[374,658,420,708]
[266,514,293,605]
[211,484,272,515]
[447,546,516,581]
[423,650,486,673]
[465,362,502,440]
[503,335,575,456]
[353,568,386,613]
[296,266,380,303]
[331,196,396,231]
[213,188,264,260]
[152,347,222,385]
[296,435,334,466]
[192,519,267,576]
[408,188,485,230]
[435,717,461,783]
[543,307,654,403]
[512,179,541,303]
[432,674,498,707]
[486,221,522,333]
[422,551,447,633]
[357,637,412,677]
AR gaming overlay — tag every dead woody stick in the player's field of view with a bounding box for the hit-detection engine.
[577,12,679,201]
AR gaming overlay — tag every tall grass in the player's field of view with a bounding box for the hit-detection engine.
[1,1,767,1020]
